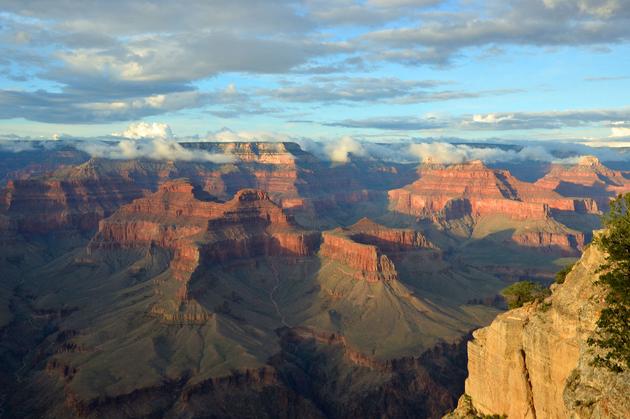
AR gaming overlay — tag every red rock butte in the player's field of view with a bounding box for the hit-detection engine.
[388,160,600,220]
[90,179,321,287]
[535,155,630,209]
[319,218,435,282]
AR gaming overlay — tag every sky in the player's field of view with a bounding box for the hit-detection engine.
[1,0,630,145]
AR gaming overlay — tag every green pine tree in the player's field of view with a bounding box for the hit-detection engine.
[587,193,630,373]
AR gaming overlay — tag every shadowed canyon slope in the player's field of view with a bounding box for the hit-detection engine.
[1,142,629,418]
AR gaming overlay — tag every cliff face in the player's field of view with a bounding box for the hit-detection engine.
[452,242,630,418]
[0,146,89,184]
[535,156,630,210]
[90,180,321,307]
[388,160,603,221]
[348,217,434,251]
[1,177,147,234]
[0,143,417,237]
[181,141,313,165]
[511,230,586,254]
[0,157,172,235]
[388,161,555,221]
[318,219,435,282]
[320,231,398,282]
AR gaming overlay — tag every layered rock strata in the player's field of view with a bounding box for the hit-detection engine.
[319,219,434,282]
[511,230,587,254]
[535,156,630,209]
[319,231,398,282]
[452,241,630,418]
[388,160,599,221]
[90,179,320,285]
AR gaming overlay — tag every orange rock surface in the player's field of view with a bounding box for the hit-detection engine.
[535,156,630,209]
[319,231,398,282]
[318,219,433,282]
[90,180,321,284]
[388,160,601,220]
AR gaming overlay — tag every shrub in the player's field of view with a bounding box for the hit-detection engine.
[588,193,630,373]
[501,281,551,309]
[555,262,575,284]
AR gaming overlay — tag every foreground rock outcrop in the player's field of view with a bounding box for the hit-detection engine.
[449,241,630,418]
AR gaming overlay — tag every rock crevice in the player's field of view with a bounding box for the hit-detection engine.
[451,242,630,418]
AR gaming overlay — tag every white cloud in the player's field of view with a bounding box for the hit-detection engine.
[81,122,235,162]
[114,122,174,140]
[471,113,513,124]
[408,142,557,164]
[610,125,630,138]
[325,136,366,162]
[205,127,289,142]
[78,138,234,163]
[581,140,630,148]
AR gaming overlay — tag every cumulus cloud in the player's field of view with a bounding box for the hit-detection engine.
[77,138,234,163]
[1,0,312,36]
[325,136,367,162]
[3,0,629,128]
[581,140,630,148]
[0,89,205,124]
[113,122,174,139]
[205,127,289,143]
[408,142,559,164]
[76,122,232,162]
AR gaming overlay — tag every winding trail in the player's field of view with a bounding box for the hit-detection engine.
[268,262,290,327]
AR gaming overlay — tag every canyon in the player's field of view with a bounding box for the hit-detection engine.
[0,141,629,418]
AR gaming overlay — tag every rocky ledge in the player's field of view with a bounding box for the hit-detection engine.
[319,219,434,282]
[447,240,630,418]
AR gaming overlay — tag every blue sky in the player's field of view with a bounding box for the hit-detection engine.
[1,0,629,144]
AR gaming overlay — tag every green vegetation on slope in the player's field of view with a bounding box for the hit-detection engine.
[500,281,551,309]
[588,193,630,373]
[554,262,575,284]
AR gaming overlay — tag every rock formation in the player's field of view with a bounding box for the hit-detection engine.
[535,156,630,209]
[388,160,599,221]
[0,158,166,235]
[449,240,630,418]
[90,179,320,305]
[0,144,89,184]
[320,231,398,282]
[348,217,434,251]
[181,141,315,165]
[0,142,417,237]
[511,230,587,254]
[1,177,145,234]
[319,219,434,282]
[3,143,629,419]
